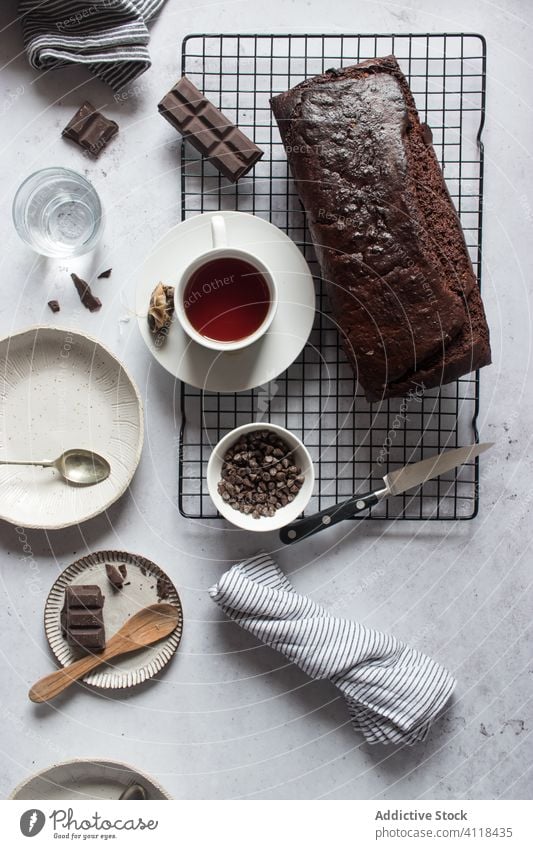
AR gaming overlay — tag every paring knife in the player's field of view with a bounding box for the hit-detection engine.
[279,442,493,545]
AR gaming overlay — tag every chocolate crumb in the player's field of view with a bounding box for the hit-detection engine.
[71,272,102,312]
[47,300,60,313]
[156,575,173,601]
[97,268,112,279]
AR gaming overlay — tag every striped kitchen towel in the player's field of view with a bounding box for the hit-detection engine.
[19,0,167,92]
[210,553,456,745]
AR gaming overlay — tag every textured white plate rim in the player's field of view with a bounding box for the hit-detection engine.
[44,550,183,689]
[9,757,172,800]
[207,422,315,532]
[0,325,144,530]
[136,211,316,392]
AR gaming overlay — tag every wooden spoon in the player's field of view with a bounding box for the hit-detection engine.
[29,603,180,703]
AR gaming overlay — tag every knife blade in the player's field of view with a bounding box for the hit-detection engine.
[279,442,493,544]
[383,442,493,496]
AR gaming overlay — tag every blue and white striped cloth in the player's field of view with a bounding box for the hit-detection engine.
[210,553,456,745]
[19,0,167,92]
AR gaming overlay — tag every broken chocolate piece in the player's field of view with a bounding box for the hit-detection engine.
[97,268,112,279]
[105,563,127,589]
[158,76,263,182]
[148,282,174,344]
[71,272,102,312]
[62,101,118,157]
[156,575,174,601]
[47,300,60,313]
[61,584,105,651]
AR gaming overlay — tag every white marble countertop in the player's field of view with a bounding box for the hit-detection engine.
[0,0,531,800]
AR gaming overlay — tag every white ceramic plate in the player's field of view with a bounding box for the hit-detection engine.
[10,759,171,800]
[44,550,183,689]
[0,326,143,529]
[206,422,315,532]
[136,211,316,392]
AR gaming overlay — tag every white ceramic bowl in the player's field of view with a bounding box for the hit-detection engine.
[0,326,144,529]
[174,245,278,352]
[9,758,171,800]
[207,422,315,532]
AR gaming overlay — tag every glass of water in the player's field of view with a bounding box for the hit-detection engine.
[12,167,104,258]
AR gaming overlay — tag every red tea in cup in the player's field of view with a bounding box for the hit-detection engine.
[183,256,271,343]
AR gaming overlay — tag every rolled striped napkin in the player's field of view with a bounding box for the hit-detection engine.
[210,553,456,745]
[19,0,167,92]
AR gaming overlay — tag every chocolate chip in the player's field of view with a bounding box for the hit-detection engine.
[47,300,60,313]
[218,429,304,520]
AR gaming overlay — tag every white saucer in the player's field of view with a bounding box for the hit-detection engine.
[136,212,316,392]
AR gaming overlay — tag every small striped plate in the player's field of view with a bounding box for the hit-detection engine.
[44,550,183,690]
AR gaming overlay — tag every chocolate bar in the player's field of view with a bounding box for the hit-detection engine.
[62,101,118,157]
[61,585,105,651]
[158,76,263,182]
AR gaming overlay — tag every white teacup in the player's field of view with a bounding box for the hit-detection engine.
[174,214,278,352]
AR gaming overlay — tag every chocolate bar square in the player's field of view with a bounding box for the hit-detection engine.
[158,77,263,182]
[62,102,118,157]
[61,584,105,652]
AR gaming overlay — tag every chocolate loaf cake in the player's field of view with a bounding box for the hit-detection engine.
[270,56,491,400]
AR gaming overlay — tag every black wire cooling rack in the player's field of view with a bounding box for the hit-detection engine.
[178,33,487,521]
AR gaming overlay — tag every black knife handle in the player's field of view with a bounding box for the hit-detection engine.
[279,490,379,544]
